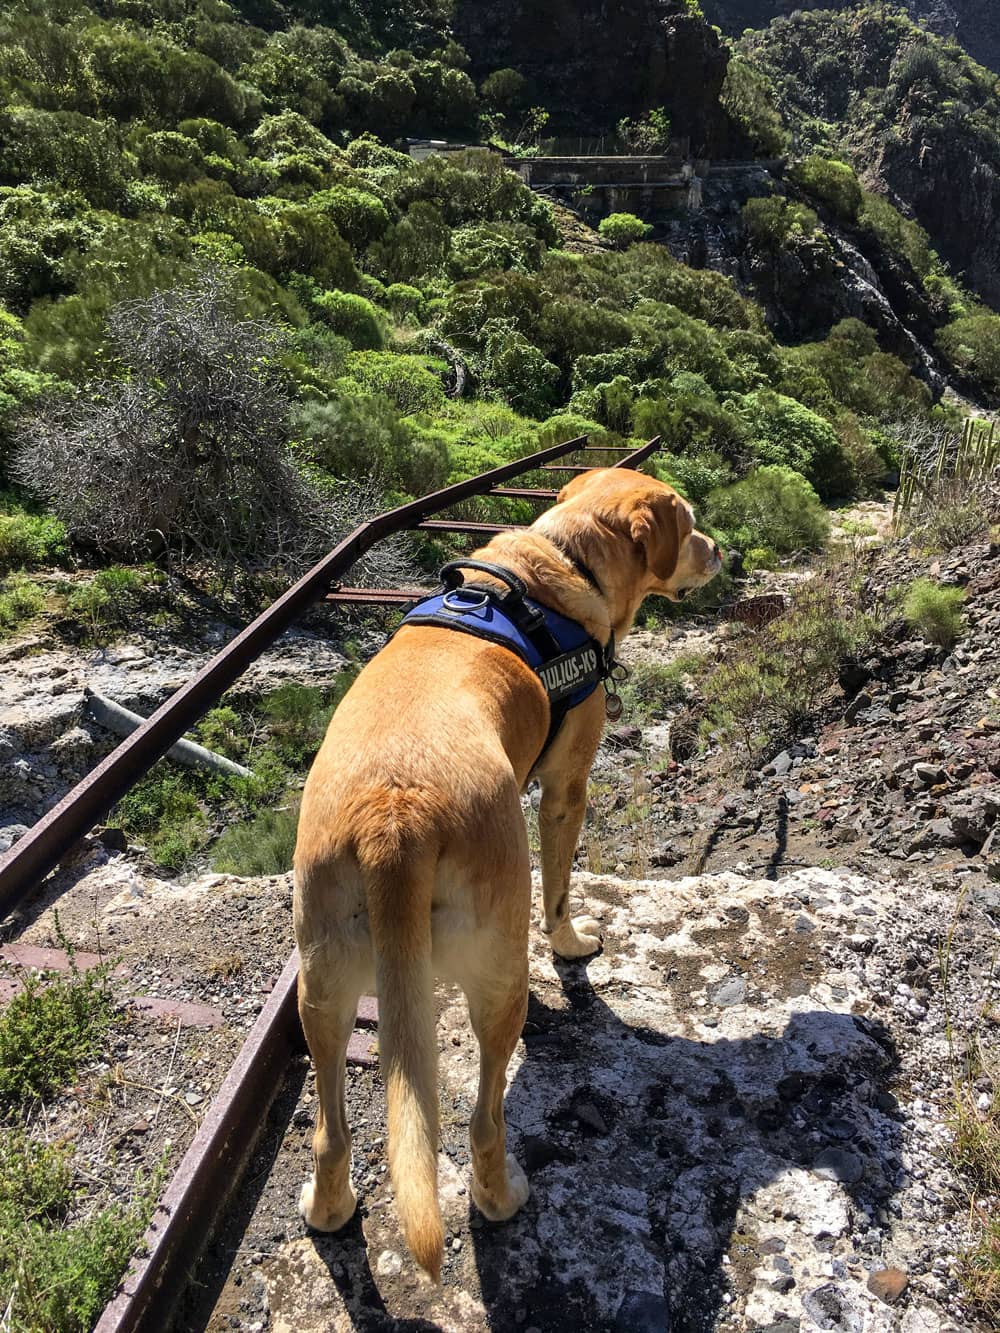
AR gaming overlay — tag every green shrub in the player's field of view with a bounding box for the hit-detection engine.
[860,192,934,278]
[704,465,830,556]
[195,706,246,760]
[619,654,709,720]
[720,55,788,157]
[0,507,68,571]
[481,319,560,417]
[261,681,335,762]
[448,221,544,279]
[937,313,1000,394]
[699,580,872,761]
[344,351,445,416]
[791,156,862,222]
[0,941,113,1107]
[597,213,652,249]
[313,289,386,350]
[297,392,449,493]
[657,451,736,506]
[481,68,529,113]
[211,805,300,876]
[0,1130,163,1333]
[0,574,45,635]
[64,565,158,641]
[743,196,820,250]
[900,577,965,648]
[737,390,848,497]
[109,767,210,872]
[384,282,427,322]
[309,185,391,248]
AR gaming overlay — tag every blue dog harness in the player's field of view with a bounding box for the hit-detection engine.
[399,559,621,762]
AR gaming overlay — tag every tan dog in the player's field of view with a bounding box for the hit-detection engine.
[293,469,722,1279]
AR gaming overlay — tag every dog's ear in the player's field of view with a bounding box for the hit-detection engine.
[629,489,682,581]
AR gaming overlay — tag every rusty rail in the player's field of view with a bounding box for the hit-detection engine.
[1,433,660,1332]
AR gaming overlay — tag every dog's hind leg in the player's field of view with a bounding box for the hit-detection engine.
[296,941,365,1233]
[465,950,530,1222]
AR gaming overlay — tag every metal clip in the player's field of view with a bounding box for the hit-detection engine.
[442,588,490,614]
[603,659,629,721]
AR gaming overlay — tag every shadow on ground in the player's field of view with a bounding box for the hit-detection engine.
[467,959,901,1333]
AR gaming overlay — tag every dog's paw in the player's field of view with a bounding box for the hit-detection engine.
[471,1154,530,1222]
[550,915,603,959]
[299,1175,358,1232]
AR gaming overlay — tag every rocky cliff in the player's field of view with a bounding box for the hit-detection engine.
[662,166,948,390]
[452,0,739,152]
[740,9,1000,310]
[703,0,1000,74]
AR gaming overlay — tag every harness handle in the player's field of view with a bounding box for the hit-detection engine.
[439,560,528,605]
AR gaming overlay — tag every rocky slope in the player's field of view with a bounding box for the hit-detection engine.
[739,9,1000,309]
[662,166,947,390]
[600,524,1000,902]
[704,0,1000,75]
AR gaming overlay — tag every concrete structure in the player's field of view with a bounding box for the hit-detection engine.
[508,154,709,220]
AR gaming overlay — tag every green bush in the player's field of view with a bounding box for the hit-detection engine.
[618,653,708,720]
[704,465,830,557]
[309,185,391,248]
[0,1129,162,1333]
[481,319,560,418]
[720,56,788,157]
[743,196,820,250]
[900,577,965,648]
[791,156,862,222]
[0,943,113,1107]
[937,313,1000,394]
[64,565,158,641]
[0,574,45,635]
[737,390,848,497]
[344,350,445,416]
[313,289,386,350]
[297,392,449,493]
[109,767,210,872]
[448,221,543,279]
[211,805,300,876]
[597,213,652,249]
[384,282,427,322]
[699,580,872,762]
[859,192,934,278]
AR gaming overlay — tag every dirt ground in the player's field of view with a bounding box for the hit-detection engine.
[2,513,997,1332]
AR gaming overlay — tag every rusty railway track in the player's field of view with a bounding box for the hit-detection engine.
[0,434,660,1333]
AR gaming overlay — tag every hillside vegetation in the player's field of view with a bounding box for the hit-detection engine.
[704,0,1000,76]
[0,0,994,596]
[739,6,1000,309]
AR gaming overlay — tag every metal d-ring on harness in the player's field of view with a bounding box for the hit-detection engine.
[398,559,626,760]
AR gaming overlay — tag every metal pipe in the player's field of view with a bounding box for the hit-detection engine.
[85,690,252,779]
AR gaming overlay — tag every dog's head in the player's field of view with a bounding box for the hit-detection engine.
[552,469,723,604]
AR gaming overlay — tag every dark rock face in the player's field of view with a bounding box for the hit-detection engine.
[872,130,1000,310]
[452,0,735,151]
[661,166,946,387]
[702,0,1000,75]
[738,10,1000,311]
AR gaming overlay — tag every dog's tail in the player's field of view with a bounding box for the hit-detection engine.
[360,813,443,1282]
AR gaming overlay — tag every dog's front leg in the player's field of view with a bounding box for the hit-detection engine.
[537,705,605,959]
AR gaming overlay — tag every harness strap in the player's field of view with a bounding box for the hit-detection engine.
[400,560,615,766]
